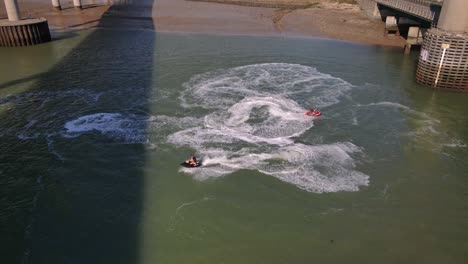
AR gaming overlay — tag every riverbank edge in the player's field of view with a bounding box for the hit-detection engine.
[0,0,405,48]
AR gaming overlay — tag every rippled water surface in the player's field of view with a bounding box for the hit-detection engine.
[1,29,467,263]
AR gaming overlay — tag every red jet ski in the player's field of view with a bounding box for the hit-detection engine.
[305,109,321,117]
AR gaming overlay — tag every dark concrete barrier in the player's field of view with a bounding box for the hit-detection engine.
[0,18,51,47]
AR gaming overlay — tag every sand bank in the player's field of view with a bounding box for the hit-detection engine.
[0,0,405,47]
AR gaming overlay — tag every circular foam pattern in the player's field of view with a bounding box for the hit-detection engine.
[171,63,369,193]
[180,63,352,109]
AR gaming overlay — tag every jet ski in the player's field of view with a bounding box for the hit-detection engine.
[180,160,202,168]
[305,109,321,117]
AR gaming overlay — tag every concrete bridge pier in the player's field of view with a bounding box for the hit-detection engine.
[73,0,82,9]
[4,0,20,21]
[404,26,423,55]
[52,0,61,10]
[0,0,52,46]
[384,16,399,36]
[416,0,468,91]
[355,0,381,20]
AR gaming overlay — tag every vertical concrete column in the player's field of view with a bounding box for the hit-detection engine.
[73,0,82,9]
[52,0,61,10]
[404,27,421,55]
[4,0,21,21]
[371,3,380,20]
[437,0,468,33]
[408,27,422,39]
[384,16,399,36]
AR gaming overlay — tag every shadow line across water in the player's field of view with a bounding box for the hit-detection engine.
[0,1,156,263]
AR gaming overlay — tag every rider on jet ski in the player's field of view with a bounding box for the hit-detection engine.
[186,154,198,166]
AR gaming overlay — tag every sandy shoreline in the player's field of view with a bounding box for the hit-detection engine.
[0,0,405,47]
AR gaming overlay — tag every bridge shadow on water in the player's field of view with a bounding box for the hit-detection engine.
[0,1,155,263]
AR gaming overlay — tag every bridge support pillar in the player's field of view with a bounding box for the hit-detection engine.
[1,0,52,47]
[384,16,399,36]
[416,29,468,91]
[404,44,411,55]
[52,0,61,10]
[4,0,21,21]
[0,18,52,47]
[355,0,381,20]
[73,0,82,9]
[415,0,468,91]
[404,27,423,55]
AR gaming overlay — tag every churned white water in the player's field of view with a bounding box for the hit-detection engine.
[54,63,369,193]
[169,63,370,193]
[15,63,464,193]
[52,72,462,193]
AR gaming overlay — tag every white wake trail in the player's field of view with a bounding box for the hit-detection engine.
[170,63,369,193]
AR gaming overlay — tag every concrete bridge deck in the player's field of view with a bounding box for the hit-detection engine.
[376,0,443,22]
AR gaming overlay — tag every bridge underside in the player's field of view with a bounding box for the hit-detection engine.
[377,4,435,39]
[377,4,434,25]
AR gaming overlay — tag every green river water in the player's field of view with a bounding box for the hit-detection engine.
[0,27,467,264]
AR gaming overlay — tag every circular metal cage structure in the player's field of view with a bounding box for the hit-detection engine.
[0,18,51,47]
[416,28,468,91]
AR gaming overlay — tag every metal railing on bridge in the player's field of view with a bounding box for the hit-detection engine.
[376,0,440,21]
[398,0,443,6]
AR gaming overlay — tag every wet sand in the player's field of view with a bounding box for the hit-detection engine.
[0,0,405,47]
